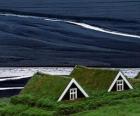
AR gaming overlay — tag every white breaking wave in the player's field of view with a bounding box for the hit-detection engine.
[0,13,40,19]
[0,13,140,39]
[0,87,24,90]
[66,21,140,39]
[0,67,73,81]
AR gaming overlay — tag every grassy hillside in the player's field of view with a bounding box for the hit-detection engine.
[0,66,140,115]
[21,66,120,99]
[21,72,71,100]
[73,97,140,116]
[70,65,119,93]
[135,72,140,79]
[0,86,140,116]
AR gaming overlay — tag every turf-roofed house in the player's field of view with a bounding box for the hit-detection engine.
[70,66,133,93]
[20,72,89,102]
[20,66,133,102]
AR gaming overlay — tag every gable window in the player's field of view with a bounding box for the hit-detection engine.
[70,88,77,100]
[116,80,124,91]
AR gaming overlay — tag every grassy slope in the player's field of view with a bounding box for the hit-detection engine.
[70,65,118,94]
[21,66,119,100]
[135,72,140,79]
[1,67,140,115]
[21,72,70,100]
[0,103,54,116]
[73,97,140,116]
[73,77,140,116]
[2,86,140,116]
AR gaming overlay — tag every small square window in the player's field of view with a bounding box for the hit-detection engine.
[116,80,124,91]
[70,88,77,100]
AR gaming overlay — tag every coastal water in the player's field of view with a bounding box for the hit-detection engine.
[0,67,73,97]
[0,0,140,97]
[0,0,140,67]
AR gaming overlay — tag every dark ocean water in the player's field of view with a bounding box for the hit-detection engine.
[0,78,30,97]
[0,67,73,97]
[0,0,140,67]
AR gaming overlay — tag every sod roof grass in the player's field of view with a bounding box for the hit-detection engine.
[135,72,140,79]
[21,66,131,100]
[70,65,119,94]
[21,72,71,100]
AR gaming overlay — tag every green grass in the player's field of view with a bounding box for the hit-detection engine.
[0,103,54,116]
[21,66,120,101]
[8,85,140,116]
[135,72,140,79]
[1,84,140,115]
[70,65,119,94]
[20,107,54,116]
[21,72,71,101]
[1,66,140,115]
[0,97,10,103]
[73,97,140,116]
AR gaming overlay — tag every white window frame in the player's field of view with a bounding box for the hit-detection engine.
[116,80,124,91]
[70,88,77,100]
[58,79,89,102]
[108,72,133,92]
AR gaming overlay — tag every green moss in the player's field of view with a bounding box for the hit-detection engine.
[2,82,140,115]
[0,104,29,116]
[0,103,55,116]
[21,73,71,100]
[73,97,140,116]
[70,65,119,94]
[20,66,134,102]
[20,107,54,116]
[135,72,140,79]
[1,66,140,115]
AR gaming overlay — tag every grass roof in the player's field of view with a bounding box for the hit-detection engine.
[21,66,126,100]
[70,65,119,94]
[135,72,140,79]
[21,72,71,100]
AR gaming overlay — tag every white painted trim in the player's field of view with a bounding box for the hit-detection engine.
[57,78,89,102]
[108,72,133,92]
